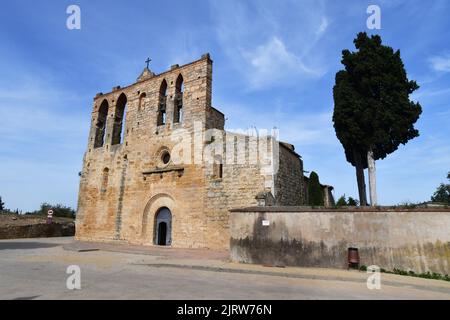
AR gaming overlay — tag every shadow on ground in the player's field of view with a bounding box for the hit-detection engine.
[12,295,41,300]
[0,242,61,250]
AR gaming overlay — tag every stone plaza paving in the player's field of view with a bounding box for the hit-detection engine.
[1,237,450,300]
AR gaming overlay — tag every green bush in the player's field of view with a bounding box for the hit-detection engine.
[398,201,419,209]
[308,172,324,206]
[377,267,450,282]
[336,195,359,207]
[431,172,450,204]
[347,197,359,206]
[336,195,347,207]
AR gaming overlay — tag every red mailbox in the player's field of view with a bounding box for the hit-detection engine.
[348,247,360,269]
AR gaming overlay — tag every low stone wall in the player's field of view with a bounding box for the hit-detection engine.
[0,222,75,240]
[230,207,450,274]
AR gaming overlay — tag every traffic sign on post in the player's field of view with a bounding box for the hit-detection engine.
[47,209,54,224]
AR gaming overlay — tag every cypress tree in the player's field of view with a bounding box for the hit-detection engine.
[333,32,422,206]
[0,196,5,212]
[308,172,324,206]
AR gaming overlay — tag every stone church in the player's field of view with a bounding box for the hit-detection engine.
[76,54,333,249]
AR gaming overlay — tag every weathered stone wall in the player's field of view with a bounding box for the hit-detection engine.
[323,186,335,207]
[0,222,75,240]
[206,107,225,130]
[275,144,305,206]
[201,131,286,248]
[230,207,450,274]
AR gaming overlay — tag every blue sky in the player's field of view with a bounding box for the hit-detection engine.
[0,0,449,212]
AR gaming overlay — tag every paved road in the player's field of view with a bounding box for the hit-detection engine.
[1,238,449,300]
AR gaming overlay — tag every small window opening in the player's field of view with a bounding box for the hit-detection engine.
[138,92,147,112]
[101,168,109,192]
[162,151,171,165]
[213,155,223,179]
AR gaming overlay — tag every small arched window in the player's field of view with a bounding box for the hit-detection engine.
[101,168,109,192]
[174,74,184,124]
[213,155,223,179]
[138,92,147,112]
[157,80,168,126]
[112,93,127,145]
[94,100,109,148]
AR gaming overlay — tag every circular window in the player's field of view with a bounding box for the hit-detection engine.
[162,151,171,165]
[156,147,172,168]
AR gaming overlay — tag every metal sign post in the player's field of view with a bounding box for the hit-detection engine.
[47,209,54,224]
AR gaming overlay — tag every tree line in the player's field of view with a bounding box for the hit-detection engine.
[0,198,76,219]
[305,171,449,206]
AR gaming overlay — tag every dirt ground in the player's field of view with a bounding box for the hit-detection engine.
[0,213,74,227]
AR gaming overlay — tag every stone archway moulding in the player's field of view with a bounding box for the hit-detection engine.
[141,193,175,241]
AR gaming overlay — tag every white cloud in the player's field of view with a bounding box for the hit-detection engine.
[429,55,450,72]
[210,0,330,90]
[242,37,326,89]
[316,17,329,36]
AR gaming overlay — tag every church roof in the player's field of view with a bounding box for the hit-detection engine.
[137,67,155,82]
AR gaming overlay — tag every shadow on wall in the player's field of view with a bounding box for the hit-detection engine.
[230,209,450,274]
[231,215,348,268]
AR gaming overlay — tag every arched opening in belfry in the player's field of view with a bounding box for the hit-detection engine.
[94,99,109,148]
[157,80,168,126]
[174,74,184,123]
[112,93,128,145]
[154,207,172,246]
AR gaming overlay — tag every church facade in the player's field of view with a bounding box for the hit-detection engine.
[75,54,332,249]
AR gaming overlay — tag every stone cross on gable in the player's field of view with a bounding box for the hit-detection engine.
[145,58,151,69]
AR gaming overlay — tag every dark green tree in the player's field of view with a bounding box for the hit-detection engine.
[0,196,5,212]
[336,195,347,207]
[308,171,324,206]
[347,197,359,206]
[336,195,359,207]
[333,32,422,206]
[431,172,450,204]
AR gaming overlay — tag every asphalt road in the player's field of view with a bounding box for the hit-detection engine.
[1,238,449,300]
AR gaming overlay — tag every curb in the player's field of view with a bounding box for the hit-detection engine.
[134,263,450,295]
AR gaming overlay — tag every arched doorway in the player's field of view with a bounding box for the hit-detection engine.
[155,207,172,246]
